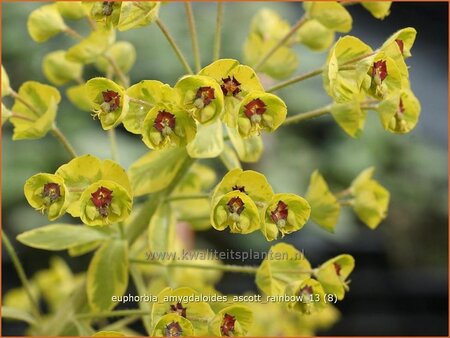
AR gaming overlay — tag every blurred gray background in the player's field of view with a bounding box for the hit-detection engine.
[2,2,448,336]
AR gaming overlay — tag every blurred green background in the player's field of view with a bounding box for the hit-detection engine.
[2,2,448,336]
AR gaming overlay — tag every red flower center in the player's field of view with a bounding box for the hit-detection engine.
[91,186,113,217]
[170,302,187,318]
[43,182,61,202]
[395,39,404,54]
[300,285,313,296]
[195,86,215,106]
[220,313,236,336]
[102,90,121,112]
[164,321,183,337]
[227,196,245,215]
[333,262,342,276]
[398,98,405,114]
[102,1,114,16]
[221,76,241,97]
[244,98,267,123]
[154,111,176,135]
[371,60,388,83]
[270,200,288,225]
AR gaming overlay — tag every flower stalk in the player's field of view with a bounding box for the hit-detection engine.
[156,19,194,75]
[185,2,201,72]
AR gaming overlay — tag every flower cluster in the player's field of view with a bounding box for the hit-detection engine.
[324,27,420,136]
[24,155,132,226]
[256,243,355,315]
[210,168,310,240]
[244,2,392,80]
[305,167,390,231]
[84,59,287,158]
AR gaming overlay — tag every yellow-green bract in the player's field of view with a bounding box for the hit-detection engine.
[350,167,390,229]
[27,4,67,43]
[305,171,341,232]
[285,278,327,314]
[256,243,312,296]
[175,75,224,125]
[261,193,311,241]
[377,89,421,134]
[86,77,129,130]
[237,91,287,138]
[152,287,215,336]
[208,305,253,337]
[10,81,61,140]
[211,191,261,234]
[24,173,69,221]
[199,59,264,127]
[316,254,355,300]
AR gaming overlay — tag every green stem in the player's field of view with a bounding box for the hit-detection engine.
[283,105,332,126]
[130,258,259,274]
[156,19,194,75]
[213,1,224,61]
[64,26,83,41]
[339,199,354,207]
[10,112,36,122]
[51,125,78,159]
[334,188,352,198]
[267,67,323,93]
[2,230,41,321]
[185,2,201,73]
[104,54,129,88]
[165,193,209,202]
[100,315,140,331]
[360,104,378,111]
[76,309,149,320]
[126,157,195,245]
[254,15,307,71]
[108,128,119,162]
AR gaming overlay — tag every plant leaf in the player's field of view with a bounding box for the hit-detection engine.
[186,120,224,158]
[2,306,36,325]
[87,240,129,312]
[128,148,188,196]
[17,224,111,251]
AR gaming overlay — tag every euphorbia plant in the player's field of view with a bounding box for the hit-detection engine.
[1,1,420,336]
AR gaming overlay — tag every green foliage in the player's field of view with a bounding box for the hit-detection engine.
[87,240,129,312]
[17,224,111,250]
